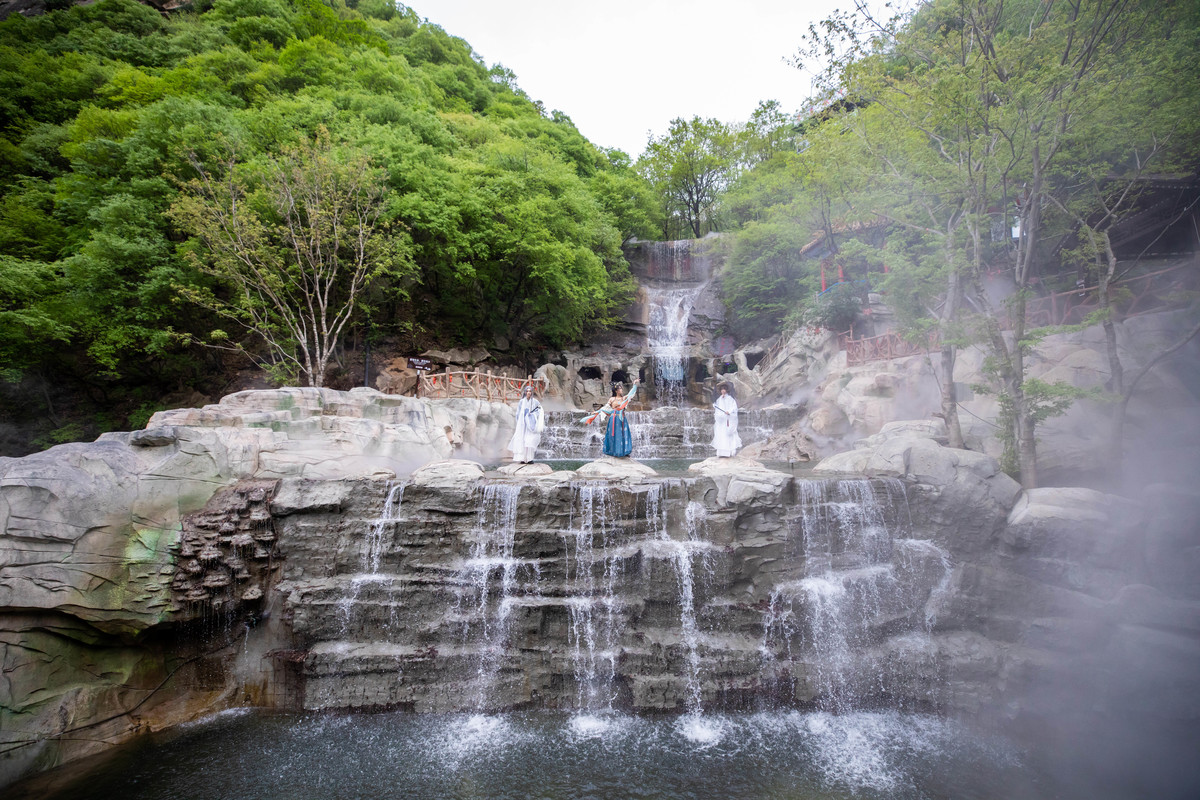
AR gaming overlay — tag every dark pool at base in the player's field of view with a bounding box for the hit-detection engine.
[14,710,1044,800]
[17,708,1200,800]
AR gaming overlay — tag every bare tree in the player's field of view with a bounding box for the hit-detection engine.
[172,131,400,387]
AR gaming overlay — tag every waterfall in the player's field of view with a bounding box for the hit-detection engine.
[565,482,623,711]
[538,412,605,459]
[645,284,705,407]
[644,483,712,715]
[366,481,407,574]
[455,481,531,710]
[295,468,954,718]
[561,480,713,714]
[338,481,408,638]
[647,484,699,709]
[760,478,930,710]
[669,496,706,714]
[637,239,705,281]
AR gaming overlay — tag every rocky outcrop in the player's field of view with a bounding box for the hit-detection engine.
[951,310,1200,486]
[373,358,420,396]
[143,386,517,474]
[3,392,1199,790]
[752,307,1200,488]
[271,460,933,715]
[927,484,1200,727]
[817,425,1200,728]
[687,455,792,507]
[172,480,281,609]
[816,419,1021,558]
[0,387,521,786]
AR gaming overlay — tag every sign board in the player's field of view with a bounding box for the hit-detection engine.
[407,357,434,372]
[713,336,736,357]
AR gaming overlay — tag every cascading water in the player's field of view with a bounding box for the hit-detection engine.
[455,481,532,710]
[643,482,707,715]
[759,477,949,711]
[367,480,407,574]
[645,283,705,407]
[564,481,624,711]
[338,481,407,638]
[17,466,1056,800]
[294,466,956,722]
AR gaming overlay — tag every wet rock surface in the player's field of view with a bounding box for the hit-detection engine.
[3,393,1199,789]
[172,481,281,610]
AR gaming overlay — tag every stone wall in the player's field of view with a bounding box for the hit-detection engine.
[267,459,936,714]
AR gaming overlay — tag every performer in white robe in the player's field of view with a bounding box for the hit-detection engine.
[710,384,742,457]
[508,385,544,463]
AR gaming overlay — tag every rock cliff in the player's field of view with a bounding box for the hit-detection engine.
[3,384,1198,791]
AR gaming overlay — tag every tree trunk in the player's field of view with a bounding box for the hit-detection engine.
[1110,309,1200,476]
[940,232,964,448]
[939,344,963,448]
[1098,232,1124,395]
[1011,143,1043,490]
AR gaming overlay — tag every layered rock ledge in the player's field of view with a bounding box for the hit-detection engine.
[2,388,1198,791]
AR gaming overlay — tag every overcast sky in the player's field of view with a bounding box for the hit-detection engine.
[411,1,878,158]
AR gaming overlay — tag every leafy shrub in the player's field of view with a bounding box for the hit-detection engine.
[802,282,862,332]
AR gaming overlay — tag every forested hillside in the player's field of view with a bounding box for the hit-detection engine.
[0,0,658,453]
[702,0,1200,485]
[2,0,1197,466]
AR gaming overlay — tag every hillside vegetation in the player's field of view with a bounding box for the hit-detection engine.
[662,0,1200,485]
[0,0,658,451]
[2,0,1197,471]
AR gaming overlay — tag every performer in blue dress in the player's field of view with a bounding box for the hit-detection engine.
[584,377,640,458]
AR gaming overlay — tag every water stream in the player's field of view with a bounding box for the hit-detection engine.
[564,481,623,711]
[759,478,943,710]
[645,283,705,406]
[455,482,529,710]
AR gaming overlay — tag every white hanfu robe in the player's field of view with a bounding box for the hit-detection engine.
[508,396,544,462]
[710,394,742,457]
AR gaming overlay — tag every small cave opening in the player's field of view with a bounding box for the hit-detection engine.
[693,362,710,381]
[745,352,765,370]
[578,366,603,380]
[611,369,630,384]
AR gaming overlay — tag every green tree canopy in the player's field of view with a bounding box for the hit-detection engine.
[638,116,737,239]
[0,0,654,451]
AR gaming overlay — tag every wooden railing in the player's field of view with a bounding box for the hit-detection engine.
[1023,263,1196,328]
[835,261,1195,366]
[839,330,939,366]
[418,371,547,402]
